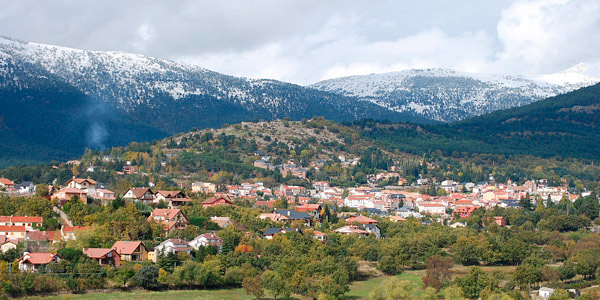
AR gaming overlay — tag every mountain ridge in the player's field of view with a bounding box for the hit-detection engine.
[311,66,599,122]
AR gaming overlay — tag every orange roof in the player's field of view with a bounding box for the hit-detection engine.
[202,196,233,205]
[68,178,97,185]
[111,241,146,255]
[27,231,60,241]
[0,225,26,232]
[84,248,116,259]
[312,230,327,236]
[125,187,153,198]
[346,215,379,224]
[9,216,43,223]
[19,252,60,264]
[0,178,15,185]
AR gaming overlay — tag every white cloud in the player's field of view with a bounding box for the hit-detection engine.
[0,0,598,84]
[492,0,600,76]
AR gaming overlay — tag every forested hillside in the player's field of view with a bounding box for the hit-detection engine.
[357,83,600,161]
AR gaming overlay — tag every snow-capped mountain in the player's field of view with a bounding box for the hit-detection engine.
[310,67,599,122]
[0,35,418,166]
[0,35,407,120]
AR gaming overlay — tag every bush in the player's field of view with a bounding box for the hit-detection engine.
[131,265,161,290]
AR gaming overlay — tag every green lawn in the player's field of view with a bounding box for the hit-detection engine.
[28,288,255,300]
[28,272,425,300]
[343,271,425,299]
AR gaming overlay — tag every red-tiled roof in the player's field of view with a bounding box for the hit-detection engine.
[0,178,15,185]
[9,216,43,223]
[68,178,97,185]
[202,196,233,205]
[111,241,146,255]
[84,248,115,259]
[346,215,379,224]
[20,252,60,264]
[27,231,60,241]
[0,225,26,232]
[126,187,153,198]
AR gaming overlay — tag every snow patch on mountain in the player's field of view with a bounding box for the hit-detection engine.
[311,66,599,122]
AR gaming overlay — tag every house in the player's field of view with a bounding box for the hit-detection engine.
[263,227,301,239]
[154,190,193,207]
[66,177,98,193]
[189,232,223,251]
[154,239,191,258]
[202,195,234,208]
[363,224,382,239]
[26,231,61,244]
[492,216,507,227]
[18,252,61,272]
[279,185,309,197]
[111,241,149,262]
[456,206,478,219]
[61,226,88,241]
[15,181,35,194]
[0,178,15,189]
[123,187,154,204]
[95,189,116,206]
[51,188,88,205]
[332,225,370,237]
[345,215,379,225]
[0,236,18,253]
[84,248,121,266]
[539,287,555,299]
[123,165,135,175]
[312,230,327,242]
[295,204,322,219]
[272,209,311,226]
[210,216,234,228]
[450,222,467,228]
[417,203,447,215]
[192,182,216,194]
[0,226,27,240]
[0,216,43,231]
[148,209,189,235]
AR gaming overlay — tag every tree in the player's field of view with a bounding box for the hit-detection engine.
[520,193,533,210]
[558,260,576,282]
[513,263,542,289]
[422,255,454,291]
[131,265,160,290]
[455,267,491,299]
[443,285,466,300]
[261,270,289,300]
[548,289,570,300]
[243,275,264,300]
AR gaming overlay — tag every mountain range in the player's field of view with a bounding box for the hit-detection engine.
[312,65,599,122]
[1,35,599,167]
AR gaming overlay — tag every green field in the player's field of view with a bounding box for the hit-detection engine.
[30,271,424,300]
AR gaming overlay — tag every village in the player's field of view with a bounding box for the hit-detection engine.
[0,164,591,271]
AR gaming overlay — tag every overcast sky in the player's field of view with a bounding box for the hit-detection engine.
[1,0,599,84]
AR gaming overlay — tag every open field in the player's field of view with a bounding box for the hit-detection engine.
[28,266,518,300]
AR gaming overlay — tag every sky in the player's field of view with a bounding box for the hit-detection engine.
[0,0,599,85]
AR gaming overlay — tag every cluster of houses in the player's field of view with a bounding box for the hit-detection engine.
[51,177,115,206]
[0,177,36,195]
[14,206,231,272]
[0,215,88,254]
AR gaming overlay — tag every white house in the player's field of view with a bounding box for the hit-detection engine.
[539,287,555,299]
[154,239,191,258]
[189,232,223,252]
